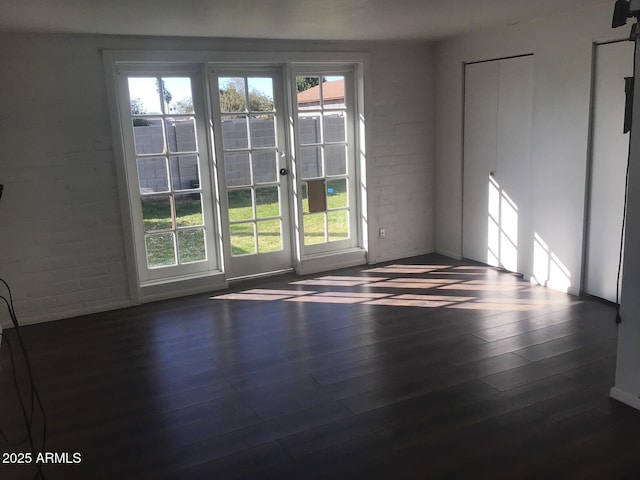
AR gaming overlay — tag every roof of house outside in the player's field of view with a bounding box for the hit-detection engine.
[297,79,344,104]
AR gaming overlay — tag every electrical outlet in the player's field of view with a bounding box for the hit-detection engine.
[379,228,385,239]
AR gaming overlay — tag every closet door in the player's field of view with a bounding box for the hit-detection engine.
[584,41,633,302]
[463,61,498,265]
[463,55,533,274]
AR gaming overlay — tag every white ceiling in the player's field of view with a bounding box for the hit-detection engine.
[0,0,611,41]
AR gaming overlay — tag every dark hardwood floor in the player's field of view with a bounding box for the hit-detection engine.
[1,254,639,479]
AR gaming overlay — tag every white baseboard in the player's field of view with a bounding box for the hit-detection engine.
[610,387,640,411]
[566,286,580,297]
[434,248,462,260]
[2,298,133,329]
[297,249,367,276]
[140,272,228,303]
[528,276,580,297]
[369,248,436,265]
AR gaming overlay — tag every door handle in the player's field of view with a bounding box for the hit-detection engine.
[279,168,288,176]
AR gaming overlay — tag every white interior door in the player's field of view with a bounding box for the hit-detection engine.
[463,55,533,274]
[584,41,633,302]
[211,70,293,279]
[494,56,533,274]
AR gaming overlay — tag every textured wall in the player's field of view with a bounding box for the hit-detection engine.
[0,35,131,326]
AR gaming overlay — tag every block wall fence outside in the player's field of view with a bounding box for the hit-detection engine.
[135,116,348,189]
[0,34,434,327]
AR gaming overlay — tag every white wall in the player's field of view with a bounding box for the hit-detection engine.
[434,3,624,294]
[0,33,434,327]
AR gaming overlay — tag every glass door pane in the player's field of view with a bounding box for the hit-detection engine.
[126,74,213,278]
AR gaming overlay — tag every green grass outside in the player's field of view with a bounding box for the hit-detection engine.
[228,187,349,255]
[143,195,206,267]
[142,195,204,232]
[142,188,350,264]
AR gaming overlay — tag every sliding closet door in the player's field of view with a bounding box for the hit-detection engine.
[584,41,633,302]
[463,55,533,274]
[462,61,498,265]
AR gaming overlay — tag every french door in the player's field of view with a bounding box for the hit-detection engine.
[210,69,293,278]
[111,59,362,288]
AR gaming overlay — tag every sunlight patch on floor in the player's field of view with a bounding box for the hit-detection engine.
[365,294,477,308]
[363,265,452,274]
[285,296,371,304]
[437,284,525,292]
[314,292,389,298]
[213,288,316,301]
[211,264,572,312]
[450,302,536,311]
[290,275,389,287]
